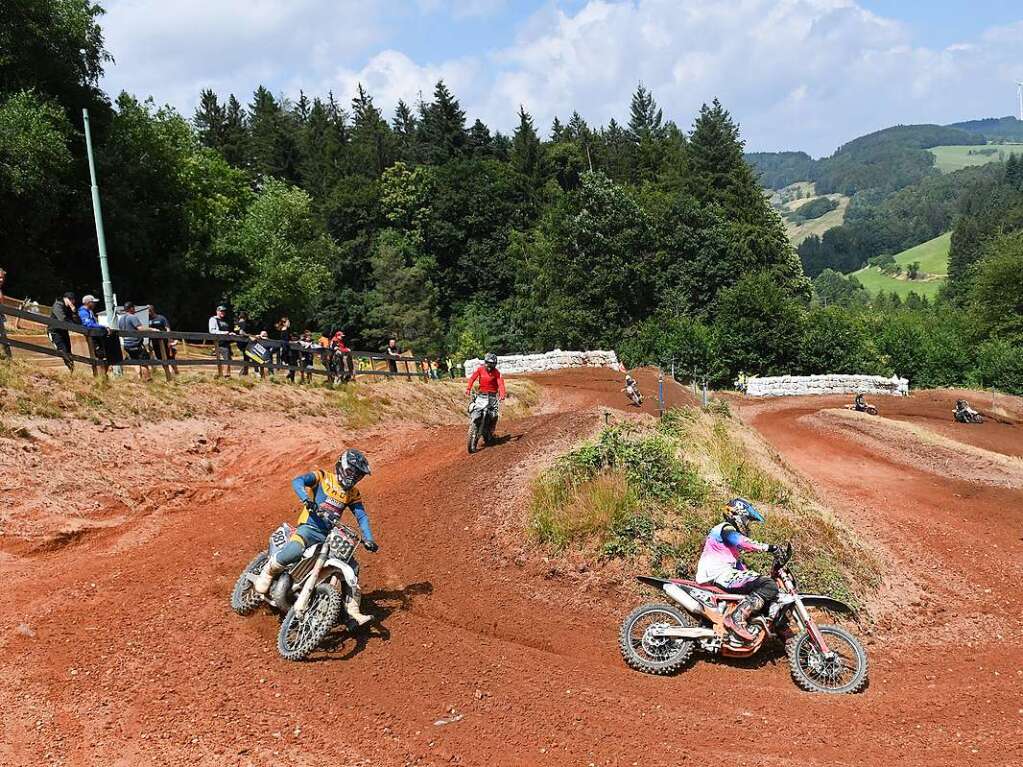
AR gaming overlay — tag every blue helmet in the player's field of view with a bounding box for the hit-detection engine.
[724,497,764,536]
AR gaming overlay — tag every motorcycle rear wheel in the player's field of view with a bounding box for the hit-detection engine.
[230,551,268,616]
[786,624,868,694]
[619,603,696,675]
[277,584,343,661]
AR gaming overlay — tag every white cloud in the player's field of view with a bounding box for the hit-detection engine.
[98,0,1023,154]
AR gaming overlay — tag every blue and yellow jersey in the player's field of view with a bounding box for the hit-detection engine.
[291,469,374,542]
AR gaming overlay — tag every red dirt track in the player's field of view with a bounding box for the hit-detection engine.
[2,371,1022,766]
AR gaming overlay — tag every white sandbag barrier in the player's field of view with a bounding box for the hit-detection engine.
[464,349,621,377]
[745,374,909,398]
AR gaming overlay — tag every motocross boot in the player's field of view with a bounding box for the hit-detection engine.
[252,554,285,595]
[724,593,765,642]
[345,586,372,627]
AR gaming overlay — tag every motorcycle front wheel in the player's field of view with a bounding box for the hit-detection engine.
[619,603,696,675]
[786,624,868,694]
[277,584,343,661]
[230,551,268,616]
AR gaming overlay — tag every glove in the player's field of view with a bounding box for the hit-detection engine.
[303,498,318,514]
[364,540,379,553]
[767,544,779,554]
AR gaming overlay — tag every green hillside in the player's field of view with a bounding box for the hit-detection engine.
[849,232,950,298]
[929,144,1023,173]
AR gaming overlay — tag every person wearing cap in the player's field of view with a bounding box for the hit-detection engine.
[78,295,111,370]
[208,304,233,378]
[331,330,353,382]
[117,302,152,381]
[50,292,81,371]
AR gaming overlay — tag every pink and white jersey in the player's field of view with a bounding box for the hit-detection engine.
[696,522,768,584]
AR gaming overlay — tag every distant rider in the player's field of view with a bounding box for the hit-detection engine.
[696,498,779,642]
[253,449,378,626]
[854,393,867,412]
[466,352,506,436]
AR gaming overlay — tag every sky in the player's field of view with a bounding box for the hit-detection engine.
[97,0,1023,157]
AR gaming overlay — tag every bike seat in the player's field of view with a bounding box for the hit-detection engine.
[671,578,727,594]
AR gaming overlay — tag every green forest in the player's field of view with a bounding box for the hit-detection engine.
[2,1,1021,392]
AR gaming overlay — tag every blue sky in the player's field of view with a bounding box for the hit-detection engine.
[99,1,1023,156]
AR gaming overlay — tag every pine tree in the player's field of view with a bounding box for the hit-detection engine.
[417,80,467,162]
[350,84,393,176]
[221,94,248,167]
[627,83,663,143]
[392,99,419,160]
[550,116,565,143]
[294,90,311,124]
[1006,152,1023,191]
[687,99,764,217]
[194,88,226,150]
[511,106,541,179]
[467,119,493,155]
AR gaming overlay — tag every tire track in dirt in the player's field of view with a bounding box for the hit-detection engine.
[3,372,1022,766]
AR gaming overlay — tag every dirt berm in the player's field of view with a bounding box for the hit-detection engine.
[1,368,1021,766]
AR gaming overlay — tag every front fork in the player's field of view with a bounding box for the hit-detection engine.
[293,546,329,616]
[781,573,832,654]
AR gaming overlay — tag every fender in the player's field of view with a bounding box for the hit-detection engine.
[636,575,671,589]
[792,595,856,616]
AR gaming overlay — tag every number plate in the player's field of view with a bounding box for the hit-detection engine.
[329,527,357,562]
[269,523,293,555]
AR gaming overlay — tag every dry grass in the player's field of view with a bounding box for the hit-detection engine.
[0,359,538,430]
[530,406,883,610]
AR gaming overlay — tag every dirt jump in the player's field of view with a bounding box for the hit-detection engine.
[2,368,1021,766]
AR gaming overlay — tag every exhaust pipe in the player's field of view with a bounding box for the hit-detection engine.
[664,583,705,617]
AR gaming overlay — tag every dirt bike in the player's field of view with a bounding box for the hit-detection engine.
[467,392,499,454]
[231,515,368,661]
[619,543,868,694]
[625,382,643,407]
[953,400,983,424]
[845,401,878,416]
[327,347,353,384]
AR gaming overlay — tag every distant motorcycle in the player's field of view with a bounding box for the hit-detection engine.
[624,378,643,407]
[467,392,499,453]
[845,395,878,416]
[953,399,983,424]
[231,512,370,661]
[619,543,868,694]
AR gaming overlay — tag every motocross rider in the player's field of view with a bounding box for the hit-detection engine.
[854,393,867,411]
[253,449,378,626]
[696,498,779,642]
[466,353,506,433]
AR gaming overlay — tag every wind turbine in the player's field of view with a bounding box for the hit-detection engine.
[1018,81,1023,121]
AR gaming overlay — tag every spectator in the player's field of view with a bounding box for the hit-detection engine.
[50,292,80,371]
[317,330,331,371]
[331,330,354,383]
[0,266,10,359]
[298,329,316,383]
[117,302,152,381]
[78,294,110,370]
[147,304,178,375]
[208,304,232,378]
[244,329,273,378]
[234,311,254,376]
[385,338,401,374]
[273,316,295,381]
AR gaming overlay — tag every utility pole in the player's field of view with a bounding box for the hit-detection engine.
[83,109,116,329]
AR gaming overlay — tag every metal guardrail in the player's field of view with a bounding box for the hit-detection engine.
[0,303,431,382]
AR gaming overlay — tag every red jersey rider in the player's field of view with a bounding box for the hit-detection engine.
[465,352,506,399]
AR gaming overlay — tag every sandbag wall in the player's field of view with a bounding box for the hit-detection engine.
[745,374,909,397]
[464,349,620,377]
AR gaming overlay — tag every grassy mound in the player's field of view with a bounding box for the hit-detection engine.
[529,406,881,610]
[0,360,538,429]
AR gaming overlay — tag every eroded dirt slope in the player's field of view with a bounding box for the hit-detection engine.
[2,371,1021,766]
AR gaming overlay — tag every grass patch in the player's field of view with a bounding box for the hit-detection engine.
[849,232,949,298]
[529,407,882,610]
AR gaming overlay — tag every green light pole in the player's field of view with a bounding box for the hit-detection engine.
[82,109,117,329]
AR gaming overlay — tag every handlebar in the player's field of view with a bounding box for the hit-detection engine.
[772,541,794,572]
